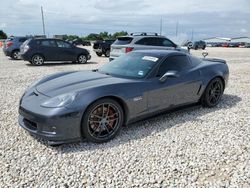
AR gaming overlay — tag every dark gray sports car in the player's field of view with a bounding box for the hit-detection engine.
[19,50,229,144]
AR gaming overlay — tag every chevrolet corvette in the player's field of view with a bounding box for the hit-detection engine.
[19,50,229,144]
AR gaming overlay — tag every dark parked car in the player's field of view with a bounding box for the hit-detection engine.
[189,40,206,50]
[19,50,229,145]
[20,38,91,65]
[3,36,30,60]
[72,39,91,46]
[93,40,115,57]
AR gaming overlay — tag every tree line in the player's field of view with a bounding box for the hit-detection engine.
[0,30,128,40]
[62,31,128,41]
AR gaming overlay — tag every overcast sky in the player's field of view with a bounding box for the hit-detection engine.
[0,0,249,42]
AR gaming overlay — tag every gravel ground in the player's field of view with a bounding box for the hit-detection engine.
[0,47,250,187]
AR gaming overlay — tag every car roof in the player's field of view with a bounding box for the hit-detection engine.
[132,50,187,57]
[118,35,166,39]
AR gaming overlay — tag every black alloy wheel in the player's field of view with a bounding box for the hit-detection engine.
[82,99,124,143]
[201,78,224,107]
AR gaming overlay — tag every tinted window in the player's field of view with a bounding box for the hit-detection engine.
[136,37,158,46]
[56,41,71,48]
[158,38,175,47]
[113,37,133,45]
[157,55,190,76]
[19,38,28,42]
[40,40,57,47]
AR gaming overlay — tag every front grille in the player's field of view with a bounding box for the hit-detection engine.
[23,118,38,131]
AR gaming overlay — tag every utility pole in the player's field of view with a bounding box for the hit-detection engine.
[41,6,46,37]
[175,21,179,37]
[191,29,194,41]
[160,17,163,35]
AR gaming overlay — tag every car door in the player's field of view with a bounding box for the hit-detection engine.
[147,55,202,112]
[39,40,59,61]
[55,40,76,61]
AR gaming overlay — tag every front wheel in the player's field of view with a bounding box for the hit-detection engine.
[78,54,87,64]
[201,78,224,107]
[82,99,124,143]
[96,52,102,57]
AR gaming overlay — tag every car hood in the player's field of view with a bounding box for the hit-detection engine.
[36,70,131,97]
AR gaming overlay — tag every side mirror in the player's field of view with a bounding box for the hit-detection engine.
[159,71,179,83]
[202,52,208,58]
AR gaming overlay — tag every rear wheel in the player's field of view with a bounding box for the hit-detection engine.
[11,50,20,60]
[32,54,44,66]
[82,98,124,143]
[201,78,224,107]
[78,54,87,64]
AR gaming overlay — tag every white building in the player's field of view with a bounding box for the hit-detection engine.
[231,37,250,44]
[203,37,231,43]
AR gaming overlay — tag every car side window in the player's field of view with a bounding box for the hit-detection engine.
[159,38,175,47]
[56,41,71,48]
[136,37,158,46]
[40,40,51,47]
[40,40,57,47]
[157,55,191,77]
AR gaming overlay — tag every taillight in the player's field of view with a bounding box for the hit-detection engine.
[6,41,13,48]
[125,47,134,53]
[23,45,30,53]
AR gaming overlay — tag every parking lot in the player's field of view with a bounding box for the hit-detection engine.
[0,47,250,187]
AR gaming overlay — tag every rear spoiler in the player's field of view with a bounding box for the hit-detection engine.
[202,58,227,64]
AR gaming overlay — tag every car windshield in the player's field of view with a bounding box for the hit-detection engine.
[99,52,161,79]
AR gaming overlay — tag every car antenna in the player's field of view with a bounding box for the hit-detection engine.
[202,52,209,58]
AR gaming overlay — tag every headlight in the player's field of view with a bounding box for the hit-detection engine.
[41,93,77,108]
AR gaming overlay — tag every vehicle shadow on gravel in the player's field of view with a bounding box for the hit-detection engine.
[49,94,241,153]
[25,61,98,67]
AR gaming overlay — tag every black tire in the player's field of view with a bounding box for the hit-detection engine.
[104,50,110,57]
[202,46,206,50]
[96,52,102,57]
[201,78,224,107]
[78,54,87,64]
[82,98,124,143]
[11,50,20,60]
[194,46,198,50]
[32,54,44,66]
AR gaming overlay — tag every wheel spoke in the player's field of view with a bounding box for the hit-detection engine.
[91,114,102,119]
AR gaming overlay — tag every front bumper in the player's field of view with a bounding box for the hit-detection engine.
[18,105,83,144]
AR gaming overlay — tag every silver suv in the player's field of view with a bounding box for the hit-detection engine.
[110,32,188,61]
